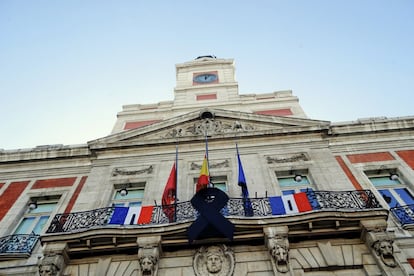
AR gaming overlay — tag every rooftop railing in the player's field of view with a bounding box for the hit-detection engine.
[46,190,382,234]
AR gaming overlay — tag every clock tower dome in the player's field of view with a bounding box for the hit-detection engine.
[173,56,239,107]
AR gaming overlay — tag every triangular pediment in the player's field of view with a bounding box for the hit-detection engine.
[89,109,330,149]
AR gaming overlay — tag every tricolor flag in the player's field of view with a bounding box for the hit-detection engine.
[162,163,177,222]
[109,206,154,225]
[196,155,209,192]
[237,144,253,216]
[269,192,313,215]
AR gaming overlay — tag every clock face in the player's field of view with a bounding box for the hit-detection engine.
[193,73,218,84]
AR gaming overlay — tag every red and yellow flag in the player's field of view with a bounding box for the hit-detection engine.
[196,155,209,192]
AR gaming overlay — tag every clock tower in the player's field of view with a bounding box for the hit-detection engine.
[174,56,239,107]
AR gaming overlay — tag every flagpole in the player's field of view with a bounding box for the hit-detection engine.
[174,144,178,222]
[205,133,212,188]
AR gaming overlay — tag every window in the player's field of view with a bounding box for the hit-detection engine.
[368,173,414,208]
[14,198,59,235]
[193,175,228,193]
[212,176,228,192]
[276,171,313,195]
[112,183,145,207]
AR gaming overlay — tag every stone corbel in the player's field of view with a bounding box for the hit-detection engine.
[38,242,68,276]
[366,231,398,268]
[137,236,161,276]
[264,226,290,274]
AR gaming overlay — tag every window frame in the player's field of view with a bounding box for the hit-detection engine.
[14,197,60,235]
[112,182,145,207]
[276,170,314,195]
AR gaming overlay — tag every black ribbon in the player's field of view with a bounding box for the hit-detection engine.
[188,187,234,243]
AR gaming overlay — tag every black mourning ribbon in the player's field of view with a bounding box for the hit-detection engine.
[188,187,234,243]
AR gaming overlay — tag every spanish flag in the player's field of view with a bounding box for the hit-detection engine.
[196,155,209,192]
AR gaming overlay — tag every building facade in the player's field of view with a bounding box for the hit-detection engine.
[1,56,414,275]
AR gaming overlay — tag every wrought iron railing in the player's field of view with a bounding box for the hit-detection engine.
[46,190,382,234]
[0,234,39,255]
[390,204,414,226]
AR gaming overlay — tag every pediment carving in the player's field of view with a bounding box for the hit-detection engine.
[88,109,330,148]
[163,119,256,138]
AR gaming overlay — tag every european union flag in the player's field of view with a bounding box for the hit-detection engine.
[237,144,253,217]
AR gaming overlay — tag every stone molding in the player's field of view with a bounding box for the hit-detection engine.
[112,165,153,176]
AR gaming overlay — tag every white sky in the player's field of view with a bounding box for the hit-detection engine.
[1,1,413,150]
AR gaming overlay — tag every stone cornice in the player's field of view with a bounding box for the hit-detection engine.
[0,144,91,163]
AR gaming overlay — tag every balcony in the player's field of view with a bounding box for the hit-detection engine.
[0,234,39,258]
[391,204,414,227]
[46,190,383,234]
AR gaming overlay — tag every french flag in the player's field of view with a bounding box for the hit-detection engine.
[109,206,154,225]
[269,192,313,215]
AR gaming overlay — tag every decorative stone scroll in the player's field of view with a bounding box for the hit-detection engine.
[193,244,235,276]
[191,160,229,170]
[266,153,309,164]
[112,165,153,176]
[163,119,256,138]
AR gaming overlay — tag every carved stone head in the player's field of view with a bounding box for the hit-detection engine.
[271,243,288,264]
[139,255,157,276]
[193,244,234,276]
[38,263,58,276]
[206,246,224,274]
[373,239,397,267]
[268,236,289,273]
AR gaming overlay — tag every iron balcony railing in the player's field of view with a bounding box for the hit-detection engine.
[0,234,39,256]
[46,190,382,234]
[390,204,414,226]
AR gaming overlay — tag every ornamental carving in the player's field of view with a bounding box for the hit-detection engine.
[267,235,290,273]
[38,253,65,276]
[138,244,159,276]
[112,165,153,176]
[163,119,256,138]
[266,153,309,164]
[372,239,397,267]
[193,244,235,276]
[191,160,229,170]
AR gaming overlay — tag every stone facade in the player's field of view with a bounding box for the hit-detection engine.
[1,56,414,275]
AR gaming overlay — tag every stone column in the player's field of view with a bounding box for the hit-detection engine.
[264,226,291,275]
[137,236,161,276]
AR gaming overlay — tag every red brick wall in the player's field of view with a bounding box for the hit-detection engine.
[124,120,161,130]
[64,176,87,213]
[336,156,363,190]
[32,177,77,189]
[254,109,293,116]
[0,181,30,221]
[397,150,414,170]
[347,152,394,163]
